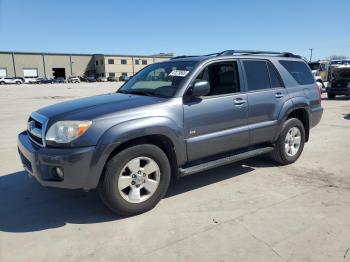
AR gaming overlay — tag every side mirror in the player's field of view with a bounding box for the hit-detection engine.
[191,80,210,97]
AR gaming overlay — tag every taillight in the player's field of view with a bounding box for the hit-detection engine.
[316,83,322,105]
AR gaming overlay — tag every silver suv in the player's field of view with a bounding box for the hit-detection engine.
[18,50,323,215]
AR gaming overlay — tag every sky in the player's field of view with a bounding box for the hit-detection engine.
[0,0,349,60]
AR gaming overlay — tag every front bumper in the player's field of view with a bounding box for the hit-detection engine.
[17,131,101,190]
[327,87,350,96]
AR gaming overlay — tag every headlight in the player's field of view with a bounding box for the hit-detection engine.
[46,121,92,143]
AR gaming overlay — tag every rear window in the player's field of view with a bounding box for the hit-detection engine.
[279,60,314,85]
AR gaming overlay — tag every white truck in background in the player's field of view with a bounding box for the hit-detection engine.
[308,60,329,92]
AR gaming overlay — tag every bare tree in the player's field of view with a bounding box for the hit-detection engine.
[326,55,348,60]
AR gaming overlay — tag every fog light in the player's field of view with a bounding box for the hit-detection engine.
[55,167,64,179]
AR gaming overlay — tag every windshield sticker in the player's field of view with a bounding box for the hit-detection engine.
[168,70,190,77]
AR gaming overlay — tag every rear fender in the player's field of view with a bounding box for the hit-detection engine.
[273,97,311,141]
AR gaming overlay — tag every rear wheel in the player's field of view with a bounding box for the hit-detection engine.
[270,118,305,165]
[327,93,335,99]
[16,81,21,84]
[98,144,171,216]
[0,81,5,85]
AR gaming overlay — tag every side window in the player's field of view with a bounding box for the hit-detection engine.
[279,60,314,85]
[196,61,240,96]
[267,62,283,88]
[243,60,270,91]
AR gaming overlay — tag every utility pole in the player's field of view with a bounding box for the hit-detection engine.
[309,48,313,62]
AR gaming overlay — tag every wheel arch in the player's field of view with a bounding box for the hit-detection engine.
[286,108,310,142]
[277,99,311,142]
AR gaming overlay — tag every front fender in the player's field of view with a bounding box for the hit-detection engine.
[103,116,184,161]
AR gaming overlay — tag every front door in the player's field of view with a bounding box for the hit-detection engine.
[184,61,249,161]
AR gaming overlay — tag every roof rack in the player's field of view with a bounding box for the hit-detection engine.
[170,55,199,60]
[218,50,301,58]
[171,50,301,60]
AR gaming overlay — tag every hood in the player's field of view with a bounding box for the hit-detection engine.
[332,67,350,80]
[36,93,166,120]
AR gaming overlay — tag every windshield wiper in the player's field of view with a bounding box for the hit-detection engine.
[118,89,157,97]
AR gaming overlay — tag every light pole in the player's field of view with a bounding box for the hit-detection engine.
[309,48,313,62]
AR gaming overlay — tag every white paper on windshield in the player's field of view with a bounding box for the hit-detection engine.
[168,70,190,77]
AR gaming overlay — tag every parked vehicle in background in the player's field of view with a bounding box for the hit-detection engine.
[119,75,130,81]
[18,50,323,216]
[86,76,97,82]
[308,61,329,93]
[0,77,23,85]
[24,77,40,84]
[97,76,108,82]
[53,77,65,83]
[107,76,117,82]
[17,77,25,83]
[330,60,350,67]
[68,76,80,83]
[39,78,54,84]
[327,66,350,99]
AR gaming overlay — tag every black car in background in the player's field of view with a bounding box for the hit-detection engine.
[53,77,65,83]
[107,76,117,82]
[85,76,96,82]
[39,78,54,84]
[327,66,350,99]
[119,75,130,81]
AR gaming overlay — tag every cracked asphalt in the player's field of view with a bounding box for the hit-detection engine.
[0,83,349,262]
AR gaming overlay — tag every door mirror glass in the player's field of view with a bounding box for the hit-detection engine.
[192,80,210,97]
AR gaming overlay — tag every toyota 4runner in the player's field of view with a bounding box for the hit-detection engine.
[18,50,323,215]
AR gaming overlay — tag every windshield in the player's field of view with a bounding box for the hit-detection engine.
[118,61,197,98]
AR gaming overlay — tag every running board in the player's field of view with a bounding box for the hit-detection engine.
[178,146,274,177]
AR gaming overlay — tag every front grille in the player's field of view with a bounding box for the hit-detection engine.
[27,112,48,147]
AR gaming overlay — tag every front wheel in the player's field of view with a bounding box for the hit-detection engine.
[98,144,171,216]
[16,81,21,84]
[0,81,5,85]
[270,118,305,165]
[327,93,335,99]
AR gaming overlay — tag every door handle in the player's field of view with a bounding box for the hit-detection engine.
[275,92,284,98]
[233,98,247,106]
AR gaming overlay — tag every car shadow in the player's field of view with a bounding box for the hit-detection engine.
[0,156,276,233]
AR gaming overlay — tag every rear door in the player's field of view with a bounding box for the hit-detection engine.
[242,59,288,145]
[183,60,250,161]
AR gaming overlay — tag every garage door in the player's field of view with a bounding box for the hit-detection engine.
[0,68,6,77]
[23,68,38,77]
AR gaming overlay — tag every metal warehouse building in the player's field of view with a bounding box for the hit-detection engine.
[0,51,173,79]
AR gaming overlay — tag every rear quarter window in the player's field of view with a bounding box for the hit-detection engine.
[279,60,315,85]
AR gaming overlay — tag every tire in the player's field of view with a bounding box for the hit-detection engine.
[0,81,5,85]
[269,118,305,165]
[327,93,335,99]
[98,144,171,216]
[16,81,21,85]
